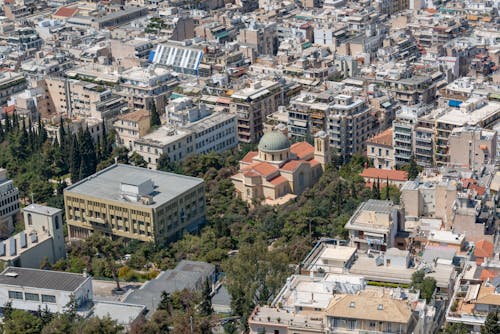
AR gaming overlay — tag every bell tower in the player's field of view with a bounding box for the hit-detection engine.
[314,131,330,169]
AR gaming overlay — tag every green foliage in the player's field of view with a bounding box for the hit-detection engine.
[200,278,213,316]
[401,156,421,180]
[150,101,161,127]
[441,322,468,334]
[2,309,44,334]
[130,152,148,168]
[481,311,500,334]
[411,270,436,302]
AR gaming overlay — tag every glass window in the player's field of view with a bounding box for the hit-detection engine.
[25,293,40,301]
[41,295,56,303]
[8,291,23,299]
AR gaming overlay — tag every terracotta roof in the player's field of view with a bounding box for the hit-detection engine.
[241,151,258,164]
[480,269,498,281]
[474,239,494,258]
[308,159,320,167]
[243,170,260,178]
[290,142,314,159]
[476,284,500,306]
[367,128,393,147]
[360,168,408,181]
[242,162,278,178]
[269,175,287,185]
[2,105,15,115]
[117,109,149,122]
[53,6,79,18]
[326,294,412,323]
[280,160,303,172]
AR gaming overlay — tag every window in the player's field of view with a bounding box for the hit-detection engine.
[42,295,56,303]
[27,213,32,226]
[25,293,40,301]
[55,216,59,230]
[8,291,23,299]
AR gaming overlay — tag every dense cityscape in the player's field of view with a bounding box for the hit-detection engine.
[0,0,499,333]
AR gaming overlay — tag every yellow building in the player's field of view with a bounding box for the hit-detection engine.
[231,130,330,205]
[64,164,205,245]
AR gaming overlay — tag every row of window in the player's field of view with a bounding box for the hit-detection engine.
[8,291,56,303]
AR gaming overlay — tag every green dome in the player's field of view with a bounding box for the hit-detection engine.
[258,131,290,152]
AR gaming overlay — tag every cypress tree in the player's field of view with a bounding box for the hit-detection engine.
[101,122,112,158]
[0,119,4,142]
[150,101,161,127]
[69,134,81,184]
[12,112,18,130]
[385,176,390,200]
[376,177,381,199]
[4,113,10,133]
[27,118,34,150]
[78,128,97,180]
[200,278,213,316]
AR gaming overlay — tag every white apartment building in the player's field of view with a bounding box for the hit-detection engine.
[0,204,66,269]
[0,267,93,313]
[327,95,375,161]
[134,111,237,169]
[0,169,20,234]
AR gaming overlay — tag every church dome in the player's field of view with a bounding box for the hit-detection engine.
[258,131,290,152]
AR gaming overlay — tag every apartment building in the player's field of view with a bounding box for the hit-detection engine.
[392,105,431,167]
[117,66,179,113]
[345,200,402,252]
[0,204,66,269]
[448,126,497,170]
[238,21,279,57]
[400,179,457,229]
[366,128,394,169]
[64,164,206,245]
[327,95,375,161]
[0,169,20,235]
[0,72,27,106]
[113,109,151,150]
[134,111,237,169]
[150,43,204,76]
[326,292,416,333]
[435,98,500,165]
[0,267,92,314]
[230,80,284,143]
[44,77,128,121]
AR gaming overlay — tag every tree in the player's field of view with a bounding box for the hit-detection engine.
[3,301,13,321]
[385,176,390,199]
[157,291,172,314]
[406,156,420,180]
[79,128,97,180]
[150,101,161,127]
[200,278,213,316]
[481,311,500,334]
[411,270,436,302]
[73,316,123,334]
[130,152,148,168]
[3,309,44,334]
[69,135,81,184]
[157,153,179,173]
[83,234,124,291]
[442,323,468,334]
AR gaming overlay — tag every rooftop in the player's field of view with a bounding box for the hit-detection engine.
[360,168,408,182]
[23,204,61,216]
[0,267,89,292]
[367,128,393,147]
[64,164,203,208]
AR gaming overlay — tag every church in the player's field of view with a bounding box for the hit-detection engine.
[231,129,330,205]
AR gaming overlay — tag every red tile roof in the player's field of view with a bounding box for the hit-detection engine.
[243,162,278,177]
[241,151,258,164]
[308,159,320,167]
[54,6,79,18]
[280,160,303,172]
[2,105,15,115]
[367,128,393,147]
[480,268,498,281]
[269,175,288,185]
[360,168,408,181]
[290,142,314,159]
[475,239,494,258]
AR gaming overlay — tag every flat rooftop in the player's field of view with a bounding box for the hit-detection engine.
[64,164,203,208]
[23,204,61,216]
[437,101,500,126]
[92,301,145,325]
[0,267,89,292]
